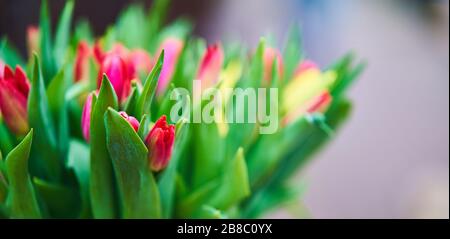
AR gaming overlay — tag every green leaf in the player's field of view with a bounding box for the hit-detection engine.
[158,119,189,218]
[33,178,80,218]
[145,0,170,52]
[0,38,25,67]
[283,25,303,83]
[206,148,250,210]
[137,114,150,141]
[177,148,250,218]
[123,81,140,116]
[0,159,7,203]
[226,39,265,156]
[192,120,225,189]
[73,19,94,44]
[104,108,161,218]
[54,0,74,68]
[5,129,41,218]
[28,54,61,181]
[67,140,91,218]
[89,75,119,218]
[39,0,56,83]
[136,50,164,117]
[116,4,147,48]
[0,120,14,155]
[47,68,70,160]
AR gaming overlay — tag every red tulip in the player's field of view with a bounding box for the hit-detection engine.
[0,64,30,135]
[97,54,130,103]
[145,115,175,172]
[306,91,333,114]
[263,47,283,83]
[197,43,224,90]
[118,111,140,132]
[74,41,91,82]
[156,38,184,94]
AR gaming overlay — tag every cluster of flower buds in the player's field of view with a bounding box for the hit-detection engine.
[77,38,180,172]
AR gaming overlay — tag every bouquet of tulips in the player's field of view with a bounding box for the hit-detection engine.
[0,0,364,219]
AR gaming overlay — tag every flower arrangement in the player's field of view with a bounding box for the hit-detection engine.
[0,0,364,219]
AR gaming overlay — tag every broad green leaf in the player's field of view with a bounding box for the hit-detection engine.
[73,19,94,44]
[157,19,192,44]
[89,75,119,218]
[145,0,170,52]
[5,129,41,218]
[47,68,70,160]
[54,0,74,68]
[39,0,56,83]
[28,55,61,181]
[206,148,250,210]
[192,119,225,189]
[177,148,250,218]
[104,108,161,218]
[33,178,80,218]
[158,119,189,218]
[116,4,147,48]
[136,50,164,117]
[67,140,91,218]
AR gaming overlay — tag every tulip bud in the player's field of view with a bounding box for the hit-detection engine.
[0,65,30,135]
[74,41,91,82]
[27,25,40,57]
[306,91,333,114]
[263,47,283,83]
[156,37,184,94]
[197,43,224,90]
[145,115,175,172]
[118,111,140,132]
[81,92,95,141]
[98,54,130,103]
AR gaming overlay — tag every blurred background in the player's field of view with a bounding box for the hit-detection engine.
[0,0,448,218]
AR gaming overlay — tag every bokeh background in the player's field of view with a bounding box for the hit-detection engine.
[1,0,448,219]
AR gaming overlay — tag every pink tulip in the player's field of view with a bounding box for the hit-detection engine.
[81,92,96,141]
[156,38,184,94]
[128,49,153,80]
[197,43,224,90]
[0,64,31,135]
[145,115,175,172]
[118,111,140,132]
[97,54,130,103]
